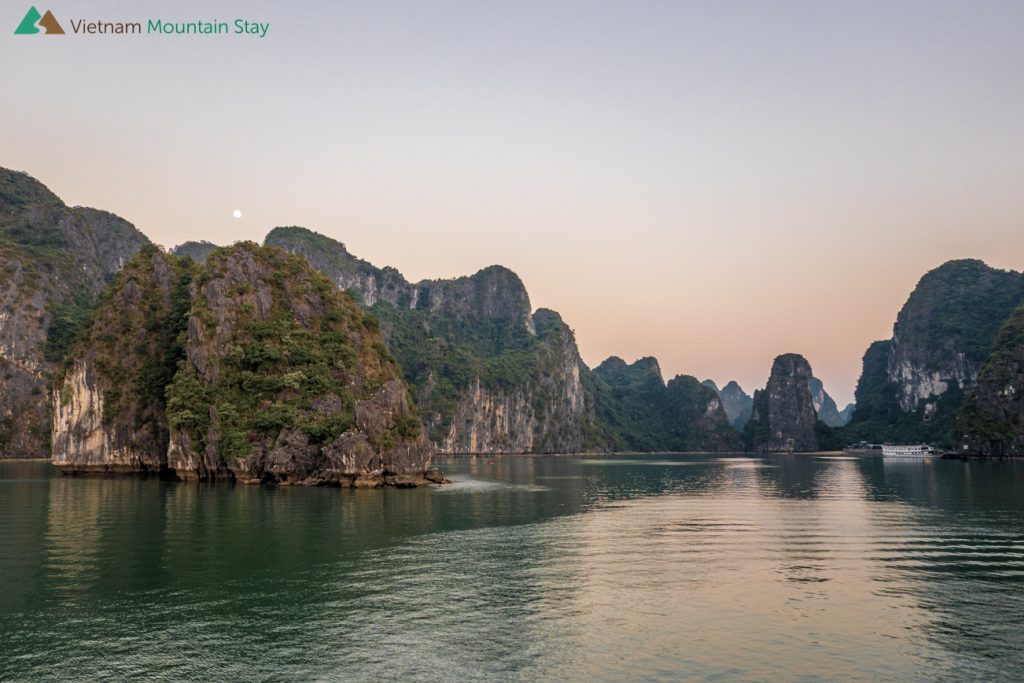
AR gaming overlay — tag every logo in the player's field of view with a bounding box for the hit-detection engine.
[14,6,64,34]
[11,7,270,38]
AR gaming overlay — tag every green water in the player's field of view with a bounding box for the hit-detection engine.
[1,454,1023,682]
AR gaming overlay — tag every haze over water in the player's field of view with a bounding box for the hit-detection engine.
[2,455,1023,681]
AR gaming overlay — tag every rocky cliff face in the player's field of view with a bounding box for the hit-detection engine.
[745,354,819,452]
[438,376,535,453]
[809,377,846,427]
[593,357,740,451]
[265,227,414,308]
[956,303,1024,456]
[663,376,742,451]
[265,226,604,453]
[52,247,191,473]
[888,260,1024,412]
[436,309,597,453]
[52,243,436,486]
[266,227,536,332]
[718,380,754,429]
[846,260,1024,447]
[0,167,148,456]
[165,244,433,484]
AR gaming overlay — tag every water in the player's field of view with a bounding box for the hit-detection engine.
[2,454,1023,682]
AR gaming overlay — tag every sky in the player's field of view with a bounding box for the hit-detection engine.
[3,0,1023,405]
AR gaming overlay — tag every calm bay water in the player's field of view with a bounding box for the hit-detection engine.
[1,454,1023,682]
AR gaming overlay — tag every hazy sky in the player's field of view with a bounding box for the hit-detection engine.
[3,1,1023,404]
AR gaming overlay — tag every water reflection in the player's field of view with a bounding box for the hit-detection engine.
[1,455,1023,681]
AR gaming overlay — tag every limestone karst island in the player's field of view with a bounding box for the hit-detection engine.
[4,1,1024,681]
[4,168,1024,476]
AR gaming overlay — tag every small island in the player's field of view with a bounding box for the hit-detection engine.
[51,242,443,487]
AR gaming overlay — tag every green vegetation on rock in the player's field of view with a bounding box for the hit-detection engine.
[1,167,149,456]
[841,260,1024,448]
[371,296,544,436]
[266,226,607,453]
[51,245,194,467]
[901,260,1024,367]
[170,240,219,264]
[45,291,96,364]
[166,243,401,460]
[593,357,671,451]
[593,357,741,451]
[956,302,1024,455]
[53,241,433,484]
[839,340,964,447]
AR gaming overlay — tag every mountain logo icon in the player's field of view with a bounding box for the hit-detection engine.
[14,6,64,34]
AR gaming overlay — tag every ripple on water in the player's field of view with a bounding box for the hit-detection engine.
[431,476,551,493]
[1,457,1024,682]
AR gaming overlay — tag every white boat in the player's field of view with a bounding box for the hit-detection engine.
[881,444,933,458]
[843,442,883,455]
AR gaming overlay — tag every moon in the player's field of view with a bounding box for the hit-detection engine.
[232,209,242,219]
